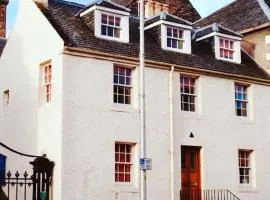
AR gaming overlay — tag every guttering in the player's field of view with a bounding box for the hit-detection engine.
[169,66,175,200]
[63,46,270,85]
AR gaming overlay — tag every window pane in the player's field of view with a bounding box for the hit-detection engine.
[101,25,107,35]
[178,40,183,49]
[108,27,113,37]
[114,28,120,38]
[109,16,114,26]
[115,17,121,27]
[167,27,172,37]
[167,38,172,47]
[172,39,177,48]
[101,14,107,24]
[173,28,177,37]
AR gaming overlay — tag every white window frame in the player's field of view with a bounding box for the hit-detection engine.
[113,65,132,105]
[235,83,248,117]
[101,13,121,38]
[166,26,184,50]
[219,38,234,60]
[94,9,130,43]
[115,142,134,184]
[40,62,52,104]
[214,35,241,64]
[161,23,192,54]
[180,75,196,112]
[238,150,253,185]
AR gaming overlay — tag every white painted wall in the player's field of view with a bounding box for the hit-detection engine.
[0,0,64,199]
[61,54,270,200]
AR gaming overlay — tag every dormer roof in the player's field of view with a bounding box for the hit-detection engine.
[193,23,243,40]
[195,0,270,32]
[145,12,192,27]
[76,0,130,16]
[39,0,270,82]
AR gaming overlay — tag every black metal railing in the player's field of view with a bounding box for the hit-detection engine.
[180,189,241,200]
[0,171,33,200]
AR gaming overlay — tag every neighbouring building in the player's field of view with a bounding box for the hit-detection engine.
[1,0,270,200]
[196,0,270,72]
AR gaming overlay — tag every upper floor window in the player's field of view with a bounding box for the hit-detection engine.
[180,75,196,112]
[113,66,132,104]
[238,150,253,184]
[167,26,184,50]
[101,14,121,38]
[115,143,133,183]
[235,83,248,117]
[40,62,52,104]
[220,38,234,60]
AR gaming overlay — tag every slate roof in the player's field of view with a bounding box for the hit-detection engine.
[0,38,6,56]
[41,0,270,80]
[195,0,270,32]
[193,23,242,40]
[145,12,192,27]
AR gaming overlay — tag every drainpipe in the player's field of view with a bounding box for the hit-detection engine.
[139,0,146,199]
[169,66,175,200]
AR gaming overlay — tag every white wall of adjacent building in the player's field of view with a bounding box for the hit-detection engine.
[61,54,270,200]
[0,0,64,199]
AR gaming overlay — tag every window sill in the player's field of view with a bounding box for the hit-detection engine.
[235,116,255,124]
[238,185,258,193]
[114,184,139,193]
[97,35,128,43]
[179,111,202,120]
[162,46,191,54]
[110,104,138,113]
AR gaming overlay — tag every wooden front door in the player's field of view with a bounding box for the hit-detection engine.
[181,146,201,200]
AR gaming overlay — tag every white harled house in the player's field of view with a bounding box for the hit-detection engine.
[0,0,270,200]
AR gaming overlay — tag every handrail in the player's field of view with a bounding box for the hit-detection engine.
[180,189,241,200]
[0,142,45,158]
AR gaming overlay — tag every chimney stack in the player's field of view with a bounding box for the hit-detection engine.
[0,0,8,38]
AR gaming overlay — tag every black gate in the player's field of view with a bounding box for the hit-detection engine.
[0,142,54,200]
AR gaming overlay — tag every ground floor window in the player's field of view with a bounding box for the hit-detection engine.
[238,150,253,184]
[115,143,133,183]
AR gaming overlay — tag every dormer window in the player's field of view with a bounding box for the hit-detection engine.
[167,26,184,50]
[194,24,242,64]
[78,0,130,43]
[219,38,234,60]
[101,14,121,38]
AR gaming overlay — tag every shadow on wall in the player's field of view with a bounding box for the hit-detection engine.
[0,187,7,200]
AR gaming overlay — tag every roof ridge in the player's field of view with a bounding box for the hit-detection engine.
[257,0,270,20]
[194,0,237,25]
[52,0,85,8]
